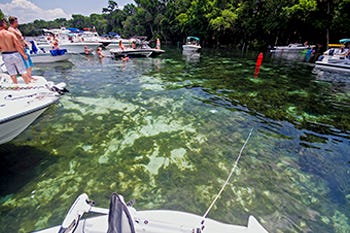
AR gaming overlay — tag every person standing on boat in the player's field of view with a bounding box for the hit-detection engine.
[8,16,34,81]
[0,18,30,84]
[118,40,125,50]
[156,38,161,49]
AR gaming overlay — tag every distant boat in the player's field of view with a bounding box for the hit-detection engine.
[29,41,71,63]
[269,43,310,61]
[270,43,309,53]
[315,38,350,73]
[315,56,350,73]
[36,27,102,54]
[182,36,201,52]
[110,37,165,58]
[33,192,269,233]
[30,50,71,63]
[0,72,68,144]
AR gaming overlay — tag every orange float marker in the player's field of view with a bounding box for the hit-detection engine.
[254,52,263,78]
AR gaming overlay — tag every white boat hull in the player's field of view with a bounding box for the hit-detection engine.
[31,53,71,63]
[182,44,201,52]
[34,210,268,233]
[270,43,309,53]
[33,193,268,233]
[315,61,350,73]
[0,105,50,144]
[0,74,67,144]
[270,48,308,53]
[315,55,350,73]
[39,42,101,54]
[269,44,309,61]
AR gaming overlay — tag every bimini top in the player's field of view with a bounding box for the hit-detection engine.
[339,38,350,44]
[186,36,200,41]
[67,28,80,33]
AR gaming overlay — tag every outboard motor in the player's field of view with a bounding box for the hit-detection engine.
[47,82,69,95]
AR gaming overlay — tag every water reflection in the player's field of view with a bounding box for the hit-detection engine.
[182,50,201,63]
[313,67,350,86]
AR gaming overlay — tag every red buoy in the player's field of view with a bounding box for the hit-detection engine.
[254,52,263,78]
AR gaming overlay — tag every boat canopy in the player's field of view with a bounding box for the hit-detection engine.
[186,36,200,41]
[67,28,80,33]
[339,38,350,44]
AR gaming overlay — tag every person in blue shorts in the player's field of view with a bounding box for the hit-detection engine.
[8,16,35,81]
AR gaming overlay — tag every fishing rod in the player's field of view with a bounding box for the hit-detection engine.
[199,127,254,232]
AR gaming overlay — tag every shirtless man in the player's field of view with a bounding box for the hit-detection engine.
[0,18,30,84]
[8,16,34,80]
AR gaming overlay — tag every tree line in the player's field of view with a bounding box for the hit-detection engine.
[1,0,349,50]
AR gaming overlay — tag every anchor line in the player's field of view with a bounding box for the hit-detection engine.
[200,127,254,228]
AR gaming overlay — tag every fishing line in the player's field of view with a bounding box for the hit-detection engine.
[200,127,254,230]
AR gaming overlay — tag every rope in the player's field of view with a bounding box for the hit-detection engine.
[0,85,46,90]
[3,91,54,102]
[200,128,254,229]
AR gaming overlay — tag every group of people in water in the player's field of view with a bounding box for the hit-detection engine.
[0,16,36,84]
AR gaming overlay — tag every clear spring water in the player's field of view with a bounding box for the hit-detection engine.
[0,48,349,233]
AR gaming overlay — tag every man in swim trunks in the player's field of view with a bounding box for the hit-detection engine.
[0,18,30,84]
[8,16,34,81]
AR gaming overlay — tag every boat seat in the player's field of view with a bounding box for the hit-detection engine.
[50,49,68,56]
[107,193,136,233]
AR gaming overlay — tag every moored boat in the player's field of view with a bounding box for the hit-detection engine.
[270,43,310,61]
[110,47,165,58]
[33,192,269,233]
[314,38,350,72]
[30,52,71,63]
[182,36,201,52]
[110,37,165,58]
[0,72,68,144]
[29,42,71,63]
[37,28,102,54]
[270,43,309,53]
[315,57,350,73]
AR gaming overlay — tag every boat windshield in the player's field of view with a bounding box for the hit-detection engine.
[186,36,200,41]
[107,193,136,233]
[339,38,350,44]
[186,36,200,45]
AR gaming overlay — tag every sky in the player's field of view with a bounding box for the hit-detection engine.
[0,0,134,23]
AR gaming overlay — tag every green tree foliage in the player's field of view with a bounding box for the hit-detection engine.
[18,0,350,49]
[0,9,4,19]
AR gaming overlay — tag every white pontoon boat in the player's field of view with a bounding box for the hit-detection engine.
[270,43,309,53]
[33,192,269,233]
[270,43,310,61]
[0,72,68,144]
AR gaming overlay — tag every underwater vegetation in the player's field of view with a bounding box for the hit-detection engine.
[0,49,349,233]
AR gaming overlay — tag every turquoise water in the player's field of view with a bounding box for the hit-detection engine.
[0,48,349,233]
